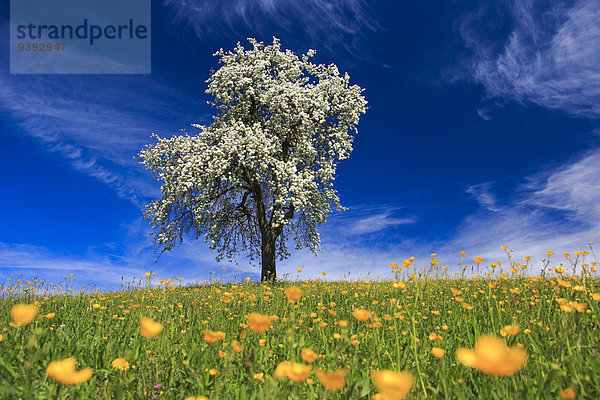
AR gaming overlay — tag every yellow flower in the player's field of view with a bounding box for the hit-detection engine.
[204,330,226,344]
[501,245,509,250]
[46,312,56,319]
[573,285,585,292]
[570,301,587,313]
[590,293,600,301]
[503,325,520,336]
[275,361,311,382]
[145,272,151,278]
[111,358,129,371]
[371,370,414,400]
[431,348,445,358]
[284,286,303,302]
[560,304,574,313]
[247,313,272,333]
[301,348,318,363]
[185,397,209,400]
[559,387,576,399]
[455,335,527,376]
[209,369,218,376]
[473,257,484,264]
[353,309,372,321]
[461,251,466,256]
[555,266,565,274]
[254,373,264,380]
[546,250,554,256]
[275,361,292,378]
[139,317,163,338]
[557,279,571,288]
[46,358,93,385]
[10,304,38,327]
[428,333,443,343]
[0,334,3,342]
[315,368,348,390]
[231,340,244,353]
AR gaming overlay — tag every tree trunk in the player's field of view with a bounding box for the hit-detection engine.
[261,230,277,282]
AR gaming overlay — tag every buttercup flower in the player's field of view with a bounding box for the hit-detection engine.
[284,286,303,302]
[247,313,272,333]
[315,368,348,390]
[231,340,244,352]
[140,317,163,338]
[204,330,226,343]
[371,370,414,400]
[456,335,528,376]
[46,358,93,385]
[10,304,38,327]
[503,325,520,336]
[275,361,311,382]
[301,348,318,363]
[559,387,576,399]
[431,348,445,358]
[111,358,129,371]
[353,309,372,321]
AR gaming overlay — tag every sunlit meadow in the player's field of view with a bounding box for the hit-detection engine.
[2,244,600,399]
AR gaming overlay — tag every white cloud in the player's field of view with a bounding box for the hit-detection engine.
[4,143,600,289]
[348,213,416,235]
[162,0,381,58]
[438,149,600,272]
[460,0,600,119]
[323,204,416,235]
[524,151,600,219]
[0,73,206,205]
[0,242,146,289]
[466,182,500,212]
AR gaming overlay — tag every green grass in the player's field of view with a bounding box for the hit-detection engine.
[1,251,600,399]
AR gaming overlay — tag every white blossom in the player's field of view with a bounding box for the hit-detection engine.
[137,38,367,280]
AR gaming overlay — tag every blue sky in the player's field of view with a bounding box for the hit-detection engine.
[1,0,599,289]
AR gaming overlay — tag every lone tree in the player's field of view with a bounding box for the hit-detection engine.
[138,38,367,281]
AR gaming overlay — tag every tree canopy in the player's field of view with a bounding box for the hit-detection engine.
[138,37,367,281]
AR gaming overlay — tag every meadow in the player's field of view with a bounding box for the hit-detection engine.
[1,246,599,399]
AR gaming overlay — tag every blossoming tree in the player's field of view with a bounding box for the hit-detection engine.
[138,38,367,281]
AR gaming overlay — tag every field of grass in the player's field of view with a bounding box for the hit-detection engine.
[1,247,599,399]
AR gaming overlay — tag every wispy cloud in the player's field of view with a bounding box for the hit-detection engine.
[0,73,206,206]
[458,0,600,119]
[466,182,500,212]
[0,242,146,290]
[283,149,600,279]
[521,150,600,220]
[348,213,416,235]
[439,148,600,271]
[162,0,381,59]
[4,144,600,288]
[324,204,416,235]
